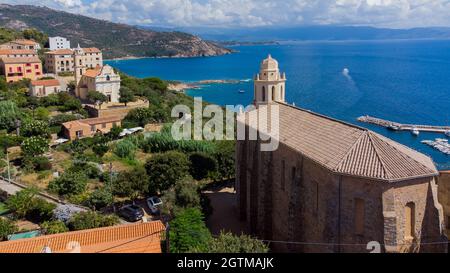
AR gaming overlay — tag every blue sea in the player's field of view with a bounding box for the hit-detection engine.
[106,40,450,170]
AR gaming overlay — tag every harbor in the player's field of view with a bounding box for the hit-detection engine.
[421,139,450,155]
[357,115,450,136]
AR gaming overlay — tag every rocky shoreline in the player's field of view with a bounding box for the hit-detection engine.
[168,79,252,92]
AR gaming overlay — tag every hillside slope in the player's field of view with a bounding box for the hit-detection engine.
[0,4,231,59]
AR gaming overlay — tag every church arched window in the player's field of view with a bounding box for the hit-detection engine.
[106,75,111,81]
[272,86,275,101]
[262,86,266,101]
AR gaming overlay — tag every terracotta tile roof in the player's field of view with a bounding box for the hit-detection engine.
[83,47,101,53]
[440,170,450,174]
[0,49,36,55]
[31,79,60,87]
[63,116,122,128]
[238,102,438,182]
[0,56,41,64]
[11,39,39,46]
[83,67,102,78]
[81,116,123,125]
[45,49,74,55]
[0,221,165,253]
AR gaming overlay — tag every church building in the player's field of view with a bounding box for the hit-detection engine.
[74,45,120,103]
[235,55,447,253]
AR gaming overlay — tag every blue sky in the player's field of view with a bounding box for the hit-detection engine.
[3,0,450,28]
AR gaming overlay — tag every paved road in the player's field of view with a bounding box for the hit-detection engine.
[0,179,22,196]
[0,178,87,210]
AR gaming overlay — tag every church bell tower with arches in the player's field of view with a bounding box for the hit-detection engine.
[254,54,286,106]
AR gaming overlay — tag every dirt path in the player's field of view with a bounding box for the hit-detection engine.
[203,184,247,236]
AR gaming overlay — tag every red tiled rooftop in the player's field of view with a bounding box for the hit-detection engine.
[31,79,60,87]
[0,221,165,253]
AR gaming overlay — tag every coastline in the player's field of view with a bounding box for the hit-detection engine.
[105,51,234,62]
[168,79,252,92]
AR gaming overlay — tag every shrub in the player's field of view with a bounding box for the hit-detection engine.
[0,134,23,152]
[87,91,108,105]
[113,166,149,200]
[48,171,88,197]
[119,86,136,106]
[21,136,49,157]
[114,138,137,160]
[0,218,18,241]
[169,208,211,253]
[145,151,190,193]
[189,152,217,180]
[5,187,39,218]
[0,101,21,131]
[5,187,56,222]
[108,125,122,140]
[70,160,101,179]
[141,132,215,154]
[68,211,119,231]
[213,141,235,180]
[26,198,57,223]
[92,142,109,157]
[194,232,269,253]
[161,176,200,216]
[124,107,153,127]
[41,220,69,235]
[49,114,78,126]
[27,156,52,171]
[86,187,113,210]
[22,120,50,138]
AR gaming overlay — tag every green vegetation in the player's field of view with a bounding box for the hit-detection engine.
[161,176,201,216]
[145,151,190,193]
[48,171,88,197]
[114,138,137,160]
[195,232,269,253]
[189,152,217,180]
[86,187,113,210]
[87,91,108,108]
[141,132,216,154]
[113,166,149,200]
[169,208,212,253]
[0,218,18,241]
[119,86,136,106]
[0,101,21,131]
[5,188,56,223]
[21,136,49,157]
[67,211,120,231]
[41,220,69,235]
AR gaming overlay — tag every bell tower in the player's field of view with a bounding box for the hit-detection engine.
[254,54,286,106]
[74,44,85,97]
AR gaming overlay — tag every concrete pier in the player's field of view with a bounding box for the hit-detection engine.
[357,115,450,134]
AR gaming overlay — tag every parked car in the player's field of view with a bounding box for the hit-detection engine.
[146,197,163,215]
[118,205,145,222]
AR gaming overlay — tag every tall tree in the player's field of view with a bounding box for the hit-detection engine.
[119,86,136,106]
[87,91,108,109]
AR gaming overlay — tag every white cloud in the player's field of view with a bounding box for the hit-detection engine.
[3,0,450,28]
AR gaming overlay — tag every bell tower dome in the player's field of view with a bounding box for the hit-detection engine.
[254,54,286,106]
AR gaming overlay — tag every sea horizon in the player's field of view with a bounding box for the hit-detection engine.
[106,39,450,170]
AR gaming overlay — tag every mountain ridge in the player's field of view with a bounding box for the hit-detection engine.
[0,4,231,59]
[142,25,450,42]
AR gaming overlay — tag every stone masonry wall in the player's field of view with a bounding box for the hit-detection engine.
[438,172,450,237]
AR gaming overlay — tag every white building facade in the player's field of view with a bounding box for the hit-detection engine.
[76,65,121,103]
[49,37,71,51]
